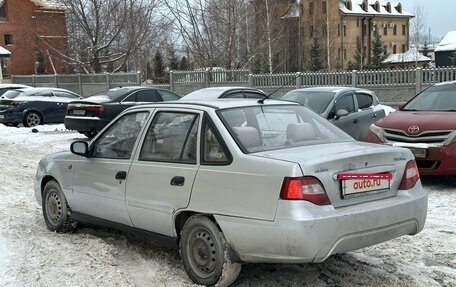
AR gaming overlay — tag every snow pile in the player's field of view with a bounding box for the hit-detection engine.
[0,124,455,286]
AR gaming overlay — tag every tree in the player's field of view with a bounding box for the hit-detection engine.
[410,3,427,49]
[179,56,190,70]
[370,28,387,69]
[309,38,324,71]
[61,0,165,73]
[347,42,366,71]
[153,50,166,83]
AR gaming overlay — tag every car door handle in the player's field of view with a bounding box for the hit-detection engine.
[170,176,185,186]
[115,171,127,180]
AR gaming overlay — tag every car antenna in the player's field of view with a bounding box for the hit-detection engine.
[257,72,303,104]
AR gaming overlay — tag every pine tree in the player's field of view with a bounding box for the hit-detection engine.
[370,28,387,70]
[309,38,323,71]
[179,56,190,70]
[153,51,166,83]
[168,45,180,71]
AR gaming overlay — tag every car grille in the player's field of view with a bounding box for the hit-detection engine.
[384,128,452,145]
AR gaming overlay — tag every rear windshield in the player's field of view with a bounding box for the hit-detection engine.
[89,88,134,100]
[218,104,353,153]
[281,91,335,114]
[2,90,23,99]
[403,85,456,111]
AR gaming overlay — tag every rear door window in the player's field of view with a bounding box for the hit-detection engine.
[137,89,162,102]
[356,93,374,109]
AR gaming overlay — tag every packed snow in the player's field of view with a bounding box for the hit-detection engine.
[0,124,455,287]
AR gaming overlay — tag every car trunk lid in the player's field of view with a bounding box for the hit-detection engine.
[253,142,412,208]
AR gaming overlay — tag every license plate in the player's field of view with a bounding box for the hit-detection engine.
[338,173,391,197]
[408,147,426,159]
[72,109,86,116]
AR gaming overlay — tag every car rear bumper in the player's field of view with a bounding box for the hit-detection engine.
[216,184,427,263]
[0,109,22,124]
[64,116,108,132]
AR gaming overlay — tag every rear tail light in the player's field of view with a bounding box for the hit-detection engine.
[9,101,23,107]
[280,177,330,205]
[84,105,105,112]
[399,160,420,190]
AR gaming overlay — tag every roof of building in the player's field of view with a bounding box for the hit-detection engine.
[382,48,431,64]
[435,31,456,52]
[340,0,413,17]
[30,0,67,10]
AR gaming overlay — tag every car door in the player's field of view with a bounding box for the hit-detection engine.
[71,111,150,225]
[126,109,200,237]
[354,92,385,141]
[328,91,361,139]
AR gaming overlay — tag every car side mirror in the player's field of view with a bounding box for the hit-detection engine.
[334,109,349,120]
[71,141,89,157]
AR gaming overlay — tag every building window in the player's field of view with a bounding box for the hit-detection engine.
[310,26,314,37]
[322,1,327,14]
[383,25,387,36]
[402,24,406,35]
[4,34,13,45]
[393,25,397,35]
[0,2,6,19]
[344,49,347,60]
[309,2,314,15]
[338,24,341,36]
[393,45,397,54]
[402,44,406,53]
[343,25,347,36]
[357,18,360,27]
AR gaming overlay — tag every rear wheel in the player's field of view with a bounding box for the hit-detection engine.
[180,215,241,286]
[42,180,77,233]
[23,111,42,127]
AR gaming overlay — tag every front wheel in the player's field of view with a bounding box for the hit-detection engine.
[23,111,42,127]
[42,180,77,233]
[180,215,241,286]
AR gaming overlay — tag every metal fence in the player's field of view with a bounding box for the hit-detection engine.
[11,66,456,99]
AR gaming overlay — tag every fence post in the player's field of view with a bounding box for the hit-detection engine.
[248,74,253,87]
[136,71,141,85]
[32,75,36,87]
[205,70,210,87]
[54,74,58,88]
[78,74,83,97]
[169,71,175,91]
[415,67,423,95]
[296,72,302,89]
[351,70,358,87]
[106,73,110,89]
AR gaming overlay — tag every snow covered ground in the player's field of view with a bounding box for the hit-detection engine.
[0,124,455,287]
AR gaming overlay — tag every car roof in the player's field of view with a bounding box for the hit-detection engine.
[0,84,30,88]
[290,86,374,94]
[126,99,298,112]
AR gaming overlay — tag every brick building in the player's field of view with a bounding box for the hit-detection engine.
[0,0,68,75]
[256,0,413,72]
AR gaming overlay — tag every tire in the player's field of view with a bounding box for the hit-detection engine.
[42,180,77,233]
[23,111,42,127]
[180,215,241,286]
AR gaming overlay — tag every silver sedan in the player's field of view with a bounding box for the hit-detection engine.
[34,99,427,286]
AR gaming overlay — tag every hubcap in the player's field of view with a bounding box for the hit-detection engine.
[46,191,62,225]
[190,229,218,277]
[27,113,40,126]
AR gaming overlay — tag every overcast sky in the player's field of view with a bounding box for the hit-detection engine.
[400,0,456,40]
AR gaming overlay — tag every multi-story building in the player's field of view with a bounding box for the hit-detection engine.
[257,0,413,72]
[0,0,68,75]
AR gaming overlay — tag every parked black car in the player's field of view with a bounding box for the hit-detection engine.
[0,87,82,127]
[64,86,181,137]
[181,87,267,100]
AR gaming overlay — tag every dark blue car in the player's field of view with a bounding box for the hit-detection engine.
[0,87,82,127]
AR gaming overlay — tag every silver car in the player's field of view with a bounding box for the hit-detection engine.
[34,99,427,286]
[280,87,388,141]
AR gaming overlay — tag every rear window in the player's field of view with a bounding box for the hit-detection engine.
[281,91,335,114]
[218,105,352,153]
[2,90,23,99]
